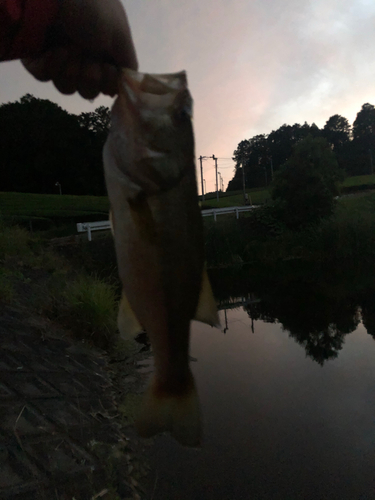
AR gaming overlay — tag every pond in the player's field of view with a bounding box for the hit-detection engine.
[144,264,375,499]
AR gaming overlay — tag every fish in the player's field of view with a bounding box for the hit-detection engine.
[103,69,219,447]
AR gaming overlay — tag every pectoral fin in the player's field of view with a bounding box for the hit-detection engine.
[117,292,142,340]
[194,269,220,327]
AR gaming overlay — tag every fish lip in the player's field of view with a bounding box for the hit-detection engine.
[120,68,192,118]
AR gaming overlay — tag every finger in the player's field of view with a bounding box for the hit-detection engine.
[21,49,56,82]
[46,47,70,81]
[100,63,119,97]
[53,51,82,95]
[110,22,138,70]
[77,60,102,100]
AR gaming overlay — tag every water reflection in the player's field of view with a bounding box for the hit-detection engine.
[210,264,375,365]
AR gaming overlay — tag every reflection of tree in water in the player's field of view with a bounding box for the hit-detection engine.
[359,291,375,340]
[235,272,359,364]
[210,264,375,364]
[287,324,347,365]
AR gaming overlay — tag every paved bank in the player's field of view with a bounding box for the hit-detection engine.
[0,304,149,500]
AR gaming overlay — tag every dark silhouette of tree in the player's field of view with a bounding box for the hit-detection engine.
[0,94,110,195]
[352,103,375,142]
[228,123,322,192]
[350,103,375,175]
[272,135,344,229]
[323,114,351,151]
[227,102,375,187]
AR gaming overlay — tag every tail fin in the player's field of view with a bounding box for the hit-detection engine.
[135,371,201,447]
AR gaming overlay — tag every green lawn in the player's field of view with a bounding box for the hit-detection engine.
[341,174,375,188]
[0,192,109,219]
[1,173,375,222]
[337,191,375,213]
[202,189,271,208]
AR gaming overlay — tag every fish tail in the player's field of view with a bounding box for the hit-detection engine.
[135,370,201,447]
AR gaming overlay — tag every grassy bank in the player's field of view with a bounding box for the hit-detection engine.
[204,191,375,268]
[204,173,375,208]
[1,173,375,227]
[0,191,109,233]
[0,221,151,497]
[0,221,120,349]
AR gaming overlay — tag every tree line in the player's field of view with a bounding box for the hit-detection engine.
[0,94,110,195]
[227,103,375,191]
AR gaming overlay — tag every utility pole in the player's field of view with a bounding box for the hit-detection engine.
[199,156,205,201]
[212,155,219,202]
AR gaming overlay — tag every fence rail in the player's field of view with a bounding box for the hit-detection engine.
[76,220,111,241]
[201,205,258,221]
[77,205,258,240]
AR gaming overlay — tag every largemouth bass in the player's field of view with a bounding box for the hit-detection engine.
[103,69,219,447]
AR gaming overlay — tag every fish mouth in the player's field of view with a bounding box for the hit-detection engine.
[106,69,195,198]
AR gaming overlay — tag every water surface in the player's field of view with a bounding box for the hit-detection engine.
[146,266,375,499]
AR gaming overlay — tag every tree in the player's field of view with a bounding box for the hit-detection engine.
[78,106,110,142]
[323,114,351,151]
[230,137,270,191]
[272,135,344,229]
[352,103,375,142]
[350,103,375,175]
[0,95,108,195]
[228,122,323,192]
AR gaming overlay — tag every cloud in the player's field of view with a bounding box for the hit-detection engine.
[1,0,375,191]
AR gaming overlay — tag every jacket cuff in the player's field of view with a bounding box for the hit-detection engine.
[0,0,59,60]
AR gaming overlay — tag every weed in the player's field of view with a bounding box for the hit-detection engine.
[0,224,33,260]
[0,269,15,302]
[63,275,118,347]
[118,393,143,425]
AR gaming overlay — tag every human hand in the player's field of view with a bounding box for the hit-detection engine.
[22,0,138,99]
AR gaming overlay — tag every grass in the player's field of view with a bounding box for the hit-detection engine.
[204,189,375,268]
[337,191,375,212]
[1,173,374,222]
[341,174,375,187]
[64,275,118,342]
[0,223,34,259]
[202,189,271,208]
[204,174,375,209]
[0,218,121,349]
[0,192,109,231]
[0,271,14,302]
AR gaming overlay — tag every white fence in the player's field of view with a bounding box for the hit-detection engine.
[201,205,257,221]
[76,220,111,241]
[77,205,258,240]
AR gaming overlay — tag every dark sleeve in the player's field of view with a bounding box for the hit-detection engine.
[0,0,59,61]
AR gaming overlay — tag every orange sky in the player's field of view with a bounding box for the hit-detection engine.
[1,0,375,194]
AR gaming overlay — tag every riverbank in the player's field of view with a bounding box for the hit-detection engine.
[204,191,375,269]
[0,223,153,499]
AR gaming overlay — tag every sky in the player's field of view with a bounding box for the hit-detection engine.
[1,0,375,193]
